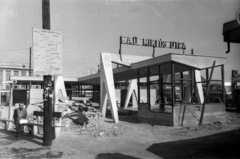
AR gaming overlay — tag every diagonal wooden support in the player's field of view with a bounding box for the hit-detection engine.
[100,53,119,123]
[124,79,138,109]
[199,61,216,125]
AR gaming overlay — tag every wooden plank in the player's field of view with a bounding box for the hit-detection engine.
[21,123,43,127]
[0,119,14,122]
[33,111,62,118]
[21,123,60,127]
[199,61,216,125]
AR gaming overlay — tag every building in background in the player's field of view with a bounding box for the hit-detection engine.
[0,62,32,106]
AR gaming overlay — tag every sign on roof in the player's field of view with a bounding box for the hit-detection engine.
[120,36,186,50]
[32,28,63,76]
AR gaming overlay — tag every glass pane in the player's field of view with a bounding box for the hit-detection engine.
[139,69,148,103]
[150,83,159,112]
[0,70,3,81]
[14,71,19,76]
[163,84,173,113]
[6,71,11,80]
[139,82,147,103]
[21,71,26,76]
[149,65,160,112]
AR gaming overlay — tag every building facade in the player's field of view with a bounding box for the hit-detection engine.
[0,62,32,106]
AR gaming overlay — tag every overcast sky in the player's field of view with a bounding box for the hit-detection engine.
[0,0,239,82]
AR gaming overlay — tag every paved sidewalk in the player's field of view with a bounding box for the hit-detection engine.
[0,129,159,159]
[0,129,95,159]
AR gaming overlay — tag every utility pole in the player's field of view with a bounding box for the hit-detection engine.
[42,0,50,30]
[28,47,31,108]
[29,47,32,76]
[42,0,53,146]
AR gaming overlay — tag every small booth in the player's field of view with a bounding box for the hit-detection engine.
[135,53,226,127]
[78,52,227,127]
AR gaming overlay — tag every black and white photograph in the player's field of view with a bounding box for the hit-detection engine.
[0,0,240,158]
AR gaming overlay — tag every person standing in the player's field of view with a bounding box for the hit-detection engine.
[13,103,27,137]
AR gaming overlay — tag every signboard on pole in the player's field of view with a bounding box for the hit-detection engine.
[32,28,63,76]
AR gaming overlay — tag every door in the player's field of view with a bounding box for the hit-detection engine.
[13,90,27,106]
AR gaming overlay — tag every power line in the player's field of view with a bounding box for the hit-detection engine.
[186,44,239,53]
[63,62,99,64]
[0,48,29,52]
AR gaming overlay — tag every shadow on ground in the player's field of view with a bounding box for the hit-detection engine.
[96,153,141,159]
[0,129,43,146]
[226,107,240,113]
[105,110,141,124]
[0,129,65,158]
[147,128,240,158]
[0,147,63,159]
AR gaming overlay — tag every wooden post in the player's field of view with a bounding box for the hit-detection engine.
[42,0,52,146]
[0,87,1,106]
[160,65,164,112]
[137,70,140,104]
[180,72,184,103]
[158,65,162,112]
[147,67,150,106]
[192,70,195,102]
[8,83,13,130]
[199,61,216,125]
[43,75,53,146]
[119,36,122,62]
[42,0,50,30]
[221,65,225,104]
[190,68,193,103]
[29,47,32,76]
[28,47,32,108]
[171,62,175,106]
[206,68,209,102]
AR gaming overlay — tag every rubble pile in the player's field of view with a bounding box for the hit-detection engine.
[61,105,124,137]
[77,120,120,138]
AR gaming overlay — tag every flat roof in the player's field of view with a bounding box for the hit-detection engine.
[9,53,226,85]
[10,76,79,85]
[78,53,226,85]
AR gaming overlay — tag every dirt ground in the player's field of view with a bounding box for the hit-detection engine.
[0,108,240,159]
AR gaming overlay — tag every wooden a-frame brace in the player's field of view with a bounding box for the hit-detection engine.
[124,79,138,109]
[100,53,119,123]
[53,76,68,111]
[100,53,152,123]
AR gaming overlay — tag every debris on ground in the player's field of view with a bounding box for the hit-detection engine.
[61,104,123,137]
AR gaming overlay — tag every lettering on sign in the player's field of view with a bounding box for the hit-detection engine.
[120,36,186,50]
